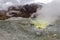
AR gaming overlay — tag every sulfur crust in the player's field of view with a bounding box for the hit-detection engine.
[31,20,49,29]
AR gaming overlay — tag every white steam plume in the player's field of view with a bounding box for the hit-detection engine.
[35,0,60,24]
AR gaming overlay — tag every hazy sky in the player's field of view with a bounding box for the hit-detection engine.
[0,0,53,4]
[17,0,53,4]
[32,0,53,4]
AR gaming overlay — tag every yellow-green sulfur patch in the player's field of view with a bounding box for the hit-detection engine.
[30,20,49,29]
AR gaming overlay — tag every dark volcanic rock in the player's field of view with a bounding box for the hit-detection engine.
[7,3,42,18]
[0,3,43,20]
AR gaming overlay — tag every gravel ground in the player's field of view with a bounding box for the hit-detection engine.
[0,17,60,40]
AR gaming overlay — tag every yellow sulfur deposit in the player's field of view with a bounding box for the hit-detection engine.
[31,20,49,29]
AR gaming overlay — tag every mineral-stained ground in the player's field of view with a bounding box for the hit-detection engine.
[0,17,60,40]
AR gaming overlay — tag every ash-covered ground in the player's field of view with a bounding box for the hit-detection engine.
[0,17,60,40]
